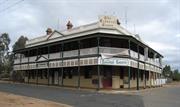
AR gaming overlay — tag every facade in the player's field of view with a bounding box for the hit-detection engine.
[13,16,163,90]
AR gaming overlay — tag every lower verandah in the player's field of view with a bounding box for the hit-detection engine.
[23,65,161,89]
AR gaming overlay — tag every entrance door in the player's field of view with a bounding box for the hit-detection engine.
[102,67,112,88]
[54,71,58,85]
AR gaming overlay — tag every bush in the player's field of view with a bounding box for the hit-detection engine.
[0,72,10,79]
[11,71,25,82]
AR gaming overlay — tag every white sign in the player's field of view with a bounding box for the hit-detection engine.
[99,15,118,27]
[99,58,130,66]
[37,62,48,68]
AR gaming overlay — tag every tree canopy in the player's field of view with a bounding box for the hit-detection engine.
[162,65,180,81]
[13,36,28,51]
[0,33,11,74]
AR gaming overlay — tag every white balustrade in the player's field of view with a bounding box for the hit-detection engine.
[49,52,61,59]
[29,56,37,62]
[130,50,138,59]
[63,50,78,57]
[21,58,28,63]
[80,47,97,56]
[14,59,20,64]
[99,47,129,56]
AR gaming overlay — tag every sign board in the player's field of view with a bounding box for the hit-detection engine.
[99,58,130,66]
[37,62,48,68]
[99,15,118,27]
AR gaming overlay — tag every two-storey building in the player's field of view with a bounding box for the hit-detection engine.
[13,16,163,90]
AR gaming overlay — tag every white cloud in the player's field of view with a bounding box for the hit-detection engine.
[136,20,169,37]
[176,33,180,37]
[146,41,179,51]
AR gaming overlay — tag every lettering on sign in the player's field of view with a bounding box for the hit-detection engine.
[99,16,118,27]
[99,58,129,66]
[37,62,48,68]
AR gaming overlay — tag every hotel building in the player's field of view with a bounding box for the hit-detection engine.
[13,16,163,90]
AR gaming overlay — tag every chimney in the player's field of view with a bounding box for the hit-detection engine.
[66,21,73,30]
[117,19,120,25]
[46,28,53,35]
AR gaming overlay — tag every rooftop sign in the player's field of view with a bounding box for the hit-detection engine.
[99,15,118,27]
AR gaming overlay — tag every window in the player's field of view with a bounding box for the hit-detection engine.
[68,70,73,79]
[84,70,92,79]
[139,46,144,55]
[146,72,149,80]
[29,49,37,57]
[130,69,133,80]
[44,71,48,79]
[80,38,97,49]
[111,38,128,48]
[64,41,78,51]
[133,70,136,80]
[38,71,43,79]
[38,47,48,55]
[100,37,111,47]
[120,68,124,79]
[130,42,138,52]
[32,71,35,79]
[25,71,28,77]
[141,71,144,81]
[49,44,61,53]
[63,71,67,79]
[40,71,43,79]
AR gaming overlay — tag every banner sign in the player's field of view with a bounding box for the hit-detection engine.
[99,58,130,66]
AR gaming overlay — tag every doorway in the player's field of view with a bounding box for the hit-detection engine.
[102,66,112,88]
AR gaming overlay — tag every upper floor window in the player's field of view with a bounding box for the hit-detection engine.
[38,47,48,55]
[130,42,138,52]
[49,44,61,53]
[100,37,128,48]
[148,50,154,58]
[80,37,97,49]
[29,49,37,57]
[139,46,144,55]
[64,41,78,51]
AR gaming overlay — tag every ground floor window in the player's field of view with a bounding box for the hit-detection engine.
[83,67,92,79]
[120,67,124,79]
[133,69,136,80]
[141,71,144,81]
[145,71,149,80]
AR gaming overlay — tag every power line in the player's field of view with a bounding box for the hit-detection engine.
[0,0,24,13]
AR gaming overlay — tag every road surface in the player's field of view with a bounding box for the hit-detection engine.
[0,82,179,107]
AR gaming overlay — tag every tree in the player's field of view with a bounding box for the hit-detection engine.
[13,36,28,51]
[172,69,180,81]
[162,65,173,78]
[11,36,28,81]
[0,33,11,75]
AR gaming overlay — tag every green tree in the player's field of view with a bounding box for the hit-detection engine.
[172,69,180,81]
[11,36,28,81]
[13,36,28,51]
[0,33,11,75]
[162,65,173,78]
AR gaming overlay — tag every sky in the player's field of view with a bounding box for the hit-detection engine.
[0,0,180,71]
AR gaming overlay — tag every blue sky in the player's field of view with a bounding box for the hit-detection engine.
[0,0,180,70]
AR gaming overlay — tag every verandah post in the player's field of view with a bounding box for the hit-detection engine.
[61,43,64,86]
[47,45,50,85]
[78,40,80,89]
[97,37,100,90]
[137,45,140,90]
[128,40,131,89]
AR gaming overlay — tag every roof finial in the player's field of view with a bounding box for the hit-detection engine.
[66,20,73,30]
